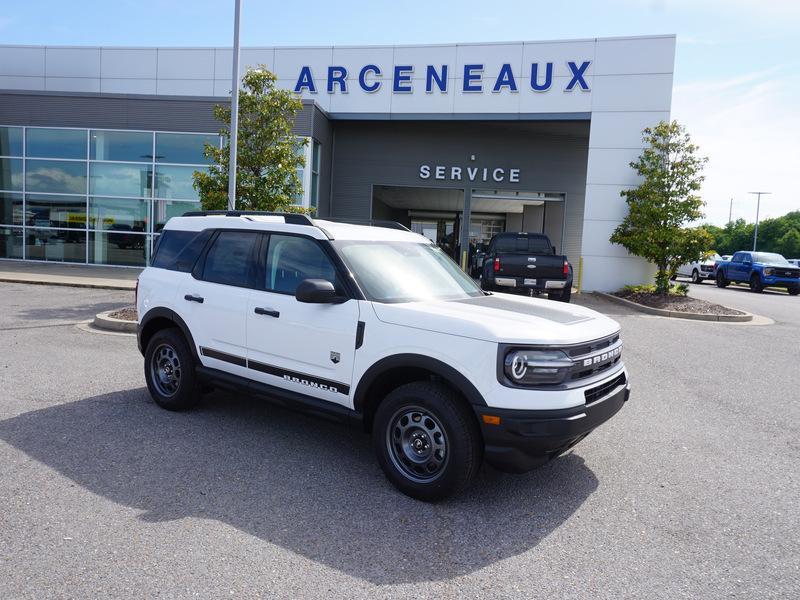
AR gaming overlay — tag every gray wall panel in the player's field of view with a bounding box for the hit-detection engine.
[329,120,589,262]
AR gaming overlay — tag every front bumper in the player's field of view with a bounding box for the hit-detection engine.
[762,275,800,287]
[474,376,630,473]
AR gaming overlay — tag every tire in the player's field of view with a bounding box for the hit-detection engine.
[716,270,729,288]
[372,381,482,502]
[691,270,703,284]
[549,287,572,302]
[749,273,763,293]
[144,327,200,410]
[789,287,799,296]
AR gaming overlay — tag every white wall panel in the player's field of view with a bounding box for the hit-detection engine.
[392,45,458,80]
[455,43,524,77]
[157,49,214,79]
[581,254,656,292]
[0,75,45,90]
[330,82,392,113]
[101,49,157,79]
[215,48,275,79]
[100,78,157,95]
[594,37,675,75]
[45,77,101,93]
[273,47,333,82]
[156,79,214,96]
[589,111,669,148]
[591,73,673,112]
[580,218,631,258]
[521,41,596,78]
[275,79,330,111]
[517,78,593,113]
[0,47,45,77]
[331,47,394,82]
[585,148,644,186]
[388,88,455,114]
[582,184,634,222]
[45,48,101,78]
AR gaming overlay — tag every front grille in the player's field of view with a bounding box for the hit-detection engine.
[776,269,800,278]
[564,333,619,358]
[701,265,714,272]
[584,372,626,404]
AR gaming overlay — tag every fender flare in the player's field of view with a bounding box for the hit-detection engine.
[353,353,487,412]
[137,307,199,361]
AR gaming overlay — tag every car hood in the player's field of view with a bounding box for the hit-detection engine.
[371,293,620,345]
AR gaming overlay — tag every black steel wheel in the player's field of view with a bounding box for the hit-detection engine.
[373,381,482,501]
[144,328,200,410]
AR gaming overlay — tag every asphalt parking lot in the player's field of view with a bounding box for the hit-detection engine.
[0,281,797,598]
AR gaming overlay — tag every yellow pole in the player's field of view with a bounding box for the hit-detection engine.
[577,256,584,293]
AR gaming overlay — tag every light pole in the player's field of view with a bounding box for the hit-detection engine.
[748,191,771,251]
[227,0,243,211]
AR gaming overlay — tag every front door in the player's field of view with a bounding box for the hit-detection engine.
[246,233,360,408]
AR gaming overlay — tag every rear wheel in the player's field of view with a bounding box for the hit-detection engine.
[789,287,799,296]
[549,287,572,302]
[749,273,764,293]
[716,270,729,288]
[373,381,482,502]
[691,270,703,284]
[144,328,200,410]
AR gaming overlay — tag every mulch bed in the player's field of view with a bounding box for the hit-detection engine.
[614,291,745,316]
[108,307,138,321]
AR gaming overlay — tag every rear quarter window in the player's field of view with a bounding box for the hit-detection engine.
[151,229,212,272]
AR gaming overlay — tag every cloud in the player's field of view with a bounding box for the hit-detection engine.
[672,69,800,225]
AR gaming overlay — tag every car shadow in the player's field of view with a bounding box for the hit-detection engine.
[13,301,132,322]
[0,389,598,584]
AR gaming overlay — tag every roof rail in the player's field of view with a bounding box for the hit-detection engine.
[181,210,314,226]
[319,217,411,232]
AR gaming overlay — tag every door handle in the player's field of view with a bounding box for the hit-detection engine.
[254,307,280,318]
[184,294,204,303]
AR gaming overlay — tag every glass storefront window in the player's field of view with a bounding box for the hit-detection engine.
[26,160,87,194]
[155,133,218,164]
[89,162,152,197]
[0,226,24,259]
[0,158,23,191]
[0,127,23,157]
[0,192,24,226]
[154,165,204,200]
[153,199,200,232]
[310,142,320,209]
[25,194,87,229]
[26,128,87,160]
[89,197,148,232]
[89,230,149,267]
[24,228,86,263]
[90,130,153,162]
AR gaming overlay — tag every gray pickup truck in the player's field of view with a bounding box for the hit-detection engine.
[480,233,573,302]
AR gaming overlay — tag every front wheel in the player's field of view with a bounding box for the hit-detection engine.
[716,271,729,288]
[749,273,764,293]
[144,328,200,410]
[373,382,482,502]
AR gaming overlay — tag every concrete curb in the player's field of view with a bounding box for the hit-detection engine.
[0,276,135,291]
[594,292,753,322]
[93,310,138,333]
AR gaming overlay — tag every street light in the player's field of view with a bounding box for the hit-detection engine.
[748,191,771,251]
[227,0,243,211]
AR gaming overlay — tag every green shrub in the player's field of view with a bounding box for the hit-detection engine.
[620,283,688,297]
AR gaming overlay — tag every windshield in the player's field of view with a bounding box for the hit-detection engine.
[494,235,552,254]
[335,241,484,303]
[753,252,789,265]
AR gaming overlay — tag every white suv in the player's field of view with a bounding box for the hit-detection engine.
[137,212,630,501]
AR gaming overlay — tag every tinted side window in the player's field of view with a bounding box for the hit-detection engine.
[731,253,742,262]
[265,234,338,294]
[201,231,260,288]
[152,229,212,272]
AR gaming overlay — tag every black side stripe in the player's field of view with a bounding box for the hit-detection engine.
[199,346,350,395]
[200,346,247,367]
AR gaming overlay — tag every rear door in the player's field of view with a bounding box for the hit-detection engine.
[245,233,360,408]
[179,229,260,379]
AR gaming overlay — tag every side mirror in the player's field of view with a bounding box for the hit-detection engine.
[296,278,341,304]
[552,245,557,254]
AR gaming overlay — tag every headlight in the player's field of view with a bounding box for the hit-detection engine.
[504,349,573,385]
[763,268,773,276]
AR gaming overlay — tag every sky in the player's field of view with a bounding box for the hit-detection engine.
[1,0,798,225]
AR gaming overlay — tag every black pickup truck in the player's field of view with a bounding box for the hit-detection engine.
[480,233,573,302]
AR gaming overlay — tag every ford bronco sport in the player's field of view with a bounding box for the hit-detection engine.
[137,211,630,501]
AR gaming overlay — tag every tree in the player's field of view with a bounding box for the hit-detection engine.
[193,67,309,212]
[777,228,800,258]
[610,120,712,294]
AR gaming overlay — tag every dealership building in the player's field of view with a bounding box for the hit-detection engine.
[0,35,676,290]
